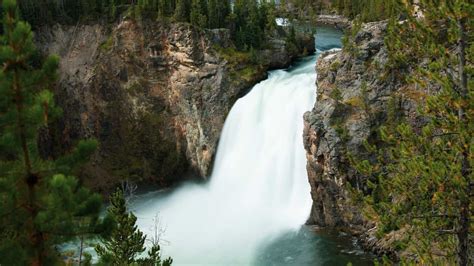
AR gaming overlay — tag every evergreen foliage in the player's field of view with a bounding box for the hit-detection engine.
[0,0,109,264]
[16,0,275,51]
[190,0,207,28]
[333,0,400,22]
[206,0,217,28]
[341,18,362,55]
[285,0,401,22]
[232,0,269,50]
[96,188,172,266]
[173,0,190,22]
[353,1,473,264]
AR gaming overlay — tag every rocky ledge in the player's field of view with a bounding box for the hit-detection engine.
[36,19,313,192]
[303,21,425,257]
[316,15,351,30]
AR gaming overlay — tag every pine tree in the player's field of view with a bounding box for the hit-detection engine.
[138,244,173,266]
[247,0,263,49]
[158,0,167,17]
[207,0,218,28]
[110,0,118,20]
[342,0,352,17]
[0,0,108,264]
[232,0,266,50]
[264,0,277,32]
[354,1,473,264]
[95,188,145,264]
[190,0,207,28]
[285,25,299,55]
[197,0,208,25]
[96,188,172,265]
[216,0,230,28]
[279,0,288,15]
[233,0,247,49]
[173,0,190,22]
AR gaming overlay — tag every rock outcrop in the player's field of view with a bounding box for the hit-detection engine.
[36,20,314,192]
[303,21,424,256]
[316,15,351,30]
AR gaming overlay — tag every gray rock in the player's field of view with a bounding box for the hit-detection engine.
[316,15,351,30]
[303,21,431,258]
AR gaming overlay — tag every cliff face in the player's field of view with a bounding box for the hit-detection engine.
[304,21,386,228]
[316,15,351,30]
[304,20,415,234]
[36,20,314,192]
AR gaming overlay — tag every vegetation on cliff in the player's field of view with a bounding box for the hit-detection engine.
[281,0,401,22]
[18,0,315,191]
[302,0,472,264]
[18,0,280,51]
[351,1,473,264]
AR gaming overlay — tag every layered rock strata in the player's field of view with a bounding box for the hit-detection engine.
[36,20,314,191]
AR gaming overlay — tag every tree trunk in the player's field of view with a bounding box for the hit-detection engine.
[457,203,469,266]
[456,16,470,266]
[79,236,84,266]
[13,58,44,266]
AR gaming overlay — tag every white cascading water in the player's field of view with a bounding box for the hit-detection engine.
[58,28,355,265]
[132,58,318,265]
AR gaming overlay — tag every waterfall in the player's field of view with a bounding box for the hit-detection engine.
[132,27,343,265]
[132,63,315,265]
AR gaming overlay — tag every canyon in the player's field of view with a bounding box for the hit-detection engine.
[37,17,429,261]
[36,19,314,192]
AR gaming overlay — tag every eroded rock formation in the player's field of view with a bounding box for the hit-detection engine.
[304,21,426,256]
[36,20,314,192]
[316,15,351,30]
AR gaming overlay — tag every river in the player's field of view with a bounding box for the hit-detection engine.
[130,26,374,266]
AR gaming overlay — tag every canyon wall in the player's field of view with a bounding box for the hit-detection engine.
[304,21,427,255]
[36,20,314,192]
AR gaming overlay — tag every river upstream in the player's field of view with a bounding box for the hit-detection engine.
[131,26,374,266]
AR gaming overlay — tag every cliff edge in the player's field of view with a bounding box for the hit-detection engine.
[36,19,314,192]
[304,21,426,257]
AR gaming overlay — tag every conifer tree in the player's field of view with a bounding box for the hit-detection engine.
[207,0,218,28]
[232,0,266,50]
[264,0,277,32]
[232,0,247,49]
[279,0,288,15]
[173,0,190,22]
[96,188,172,265]
[197,0,208,24]
[110,0,118,20]
[354,1,473,264]
[158,0,167,18]
[216,0,230,28]
[0,0,108,264]
[190,0,207,28]
[247,0,263,49]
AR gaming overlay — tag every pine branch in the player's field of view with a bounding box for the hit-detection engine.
[428,132,460,139]
[411,214,459,219]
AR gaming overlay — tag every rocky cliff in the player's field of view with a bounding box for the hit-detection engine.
[303,21,424,256]
[316,15,351,30]
[36,19,314,192]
